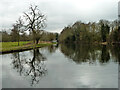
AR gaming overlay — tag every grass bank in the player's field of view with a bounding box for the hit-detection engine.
[0,41,55,54]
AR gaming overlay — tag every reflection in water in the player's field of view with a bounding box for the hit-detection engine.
[11,52,23,76]
[100,45,110,64]
[60,43,119,64]
[109,44,120,64]
[11,48,47,86]
[46,44,58,53]
[8,44,119,88]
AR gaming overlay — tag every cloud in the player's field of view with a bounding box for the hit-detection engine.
[0,0,119,33]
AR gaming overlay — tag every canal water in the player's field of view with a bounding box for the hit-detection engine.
[1,44,119,88]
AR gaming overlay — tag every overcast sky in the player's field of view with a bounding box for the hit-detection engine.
[0,0,119,33]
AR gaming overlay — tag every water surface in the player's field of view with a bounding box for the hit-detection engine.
[1,44,119,88]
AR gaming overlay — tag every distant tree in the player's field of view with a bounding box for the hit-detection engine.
[20,32,29,41]
[48,33,56,41]
[11,25,19,42]
[101,24,106,42]
[55,33,59,42]
[16,17,24,46]
[112,28,120,43]
[11,17,24,45]
[23,5,46,44]
[1,31,11,42]
[99,20,110,42]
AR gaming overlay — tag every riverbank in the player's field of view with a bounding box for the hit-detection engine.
[0,41,55,54]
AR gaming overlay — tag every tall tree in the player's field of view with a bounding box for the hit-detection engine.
[99,20,110,42]
[23,5,46,44]
[11,17,24,45]
[16,17,24,46]
[11,24,19,42]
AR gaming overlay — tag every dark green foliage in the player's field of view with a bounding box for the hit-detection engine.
[1,31,11,42]
[55,33,59,42]
[59,19,119,44]
[109,25,120,44]
[111,27,120,43]
[100,21,110,42]
[10,26,19,42]
[59,21,102,43]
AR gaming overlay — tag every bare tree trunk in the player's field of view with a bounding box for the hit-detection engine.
[18,40,19,46]
[36,39,39,44]
[33,31,36,44]
[18,33,19,46]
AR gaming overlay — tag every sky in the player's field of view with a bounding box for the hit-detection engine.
[0,0,119,33]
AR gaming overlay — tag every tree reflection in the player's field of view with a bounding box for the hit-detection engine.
[109,44,120,64]
[11,48,47,86]
[100,45,110,64]
[60,43,117,64]
[46,44,58,53]
[11,53,24,76]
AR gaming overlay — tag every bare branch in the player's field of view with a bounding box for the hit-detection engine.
[24,12,32,22]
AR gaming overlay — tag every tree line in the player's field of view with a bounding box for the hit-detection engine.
[59,20,120,44]
[1,30,58,42]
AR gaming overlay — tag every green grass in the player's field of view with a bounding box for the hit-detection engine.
[1,41,31,52]
[2,41,30,48]
[0,41,55,54]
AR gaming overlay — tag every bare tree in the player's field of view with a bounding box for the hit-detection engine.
[23,5,46,44]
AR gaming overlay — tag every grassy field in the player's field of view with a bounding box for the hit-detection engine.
[0,41,55,54]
